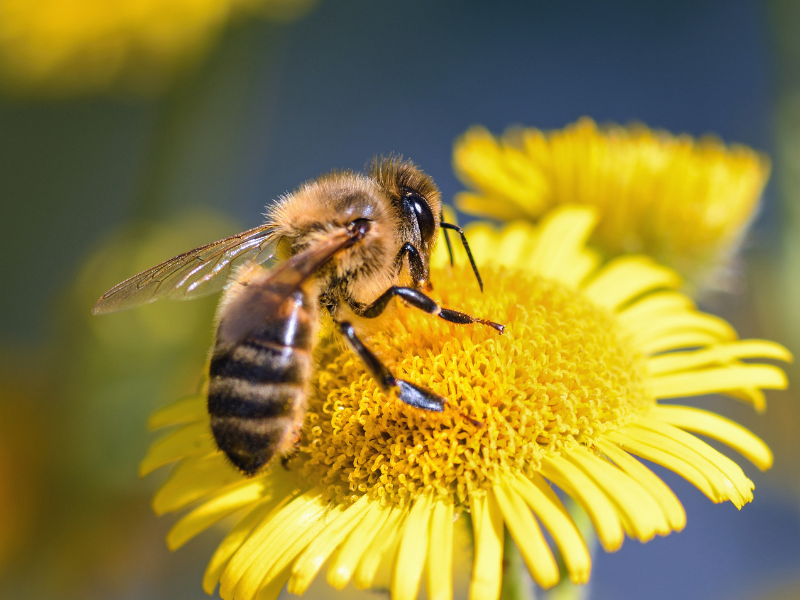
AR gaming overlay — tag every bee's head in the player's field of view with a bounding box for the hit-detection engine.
[369,156,441,288]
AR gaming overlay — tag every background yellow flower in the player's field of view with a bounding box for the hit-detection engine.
[0,0,314,96]
[453,118,770,291]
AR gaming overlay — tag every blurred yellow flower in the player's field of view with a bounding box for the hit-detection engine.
[454,118,770,288]
[143,206,789,600]
[0,0,314,96]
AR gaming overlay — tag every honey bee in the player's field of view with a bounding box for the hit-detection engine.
[93,157,503,476]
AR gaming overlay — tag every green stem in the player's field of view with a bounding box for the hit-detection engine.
[501,529,536,600]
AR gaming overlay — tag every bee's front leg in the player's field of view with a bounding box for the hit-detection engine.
[354,286,504,333]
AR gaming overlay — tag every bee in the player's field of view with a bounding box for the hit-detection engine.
[93,157,503,476]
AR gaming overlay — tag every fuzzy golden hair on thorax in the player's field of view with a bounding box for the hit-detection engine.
[266,170,393,244]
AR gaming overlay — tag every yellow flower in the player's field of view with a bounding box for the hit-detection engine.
[142,206,789,600]
[453,118,770,288]
[0,0,314,96]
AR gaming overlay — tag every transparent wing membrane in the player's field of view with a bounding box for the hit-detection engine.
[92,225,281,314]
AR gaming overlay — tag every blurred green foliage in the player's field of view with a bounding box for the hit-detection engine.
[0,212,236,598]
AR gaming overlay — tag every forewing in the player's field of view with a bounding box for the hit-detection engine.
[217,228,354,345]
[92,224,281,314]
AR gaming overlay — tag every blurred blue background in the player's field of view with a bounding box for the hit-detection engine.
[0,1,797,599]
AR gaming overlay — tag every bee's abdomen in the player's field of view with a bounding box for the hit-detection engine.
[208,321,314,476]
[209,339,308,393]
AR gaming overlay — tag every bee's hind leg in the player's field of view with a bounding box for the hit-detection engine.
[280,437,301,470]
[337,321,482,426]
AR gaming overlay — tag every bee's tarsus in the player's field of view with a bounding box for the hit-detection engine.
[447,404,484,428]
[396,380,446,412]
[438,308,503,333]
[475,318,505,334]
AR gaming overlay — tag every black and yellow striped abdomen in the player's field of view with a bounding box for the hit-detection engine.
[208,290,315,475]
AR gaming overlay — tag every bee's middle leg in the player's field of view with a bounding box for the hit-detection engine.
[336,321,445,412]
[354,286,504,333]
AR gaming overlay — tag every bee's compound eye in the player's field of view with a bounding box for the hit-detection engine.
[404,192,436,242]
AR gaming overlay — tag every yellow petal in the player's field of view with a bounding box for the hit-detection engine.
[353,506,407,590]
[140,421,214,476]
[640,331,722,355]
[253,564,292,600]
[559,250,602,288]
[153,453,241,515]
[168,477,273,550]
[583,256,680,311]
[634,420,754,506]
[631,313,737,346]
[564,446,670,541]
[528,206,598,284]
[219,488,324,598]
[393,493,434,600]
[203,497,289,594]
[469,492,503,600]
[652,405,772,469]
[511,474,591,584]
[617,291,695,327]
[723,388,767,412]
[455,192,530,221]
[606,430,719,503]
[539,455,624,551]
[493,483,560,589]
[328,502,392,590]
[650,364,787,399]
[493,222,540,270]
[147,395,206,430]
[289,494,372,595]
[453,126,549,212]
[595,439,685,531]
[236,504,343,600]
[426,499,454,600]
[647,340,792,376]
[613,426,748,507]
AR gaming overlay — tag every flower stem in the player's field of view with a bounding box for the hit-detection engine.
[501,529,537,600]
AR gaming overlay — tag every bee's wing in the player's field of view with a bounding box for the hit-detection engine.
[217,228,356,345]
[92,224,282,315]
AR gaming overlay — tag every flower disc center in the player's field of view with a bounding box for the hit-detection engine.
[300,265,651,506]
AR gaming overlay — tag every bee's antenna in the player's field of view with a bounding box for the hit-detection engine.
[440,222,483,292]
[440,211,455,266]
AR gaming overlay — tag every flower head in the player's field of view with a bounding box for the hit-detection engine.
[0,0,314,96]
[143,207,789,600]
[453,118,770,288]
